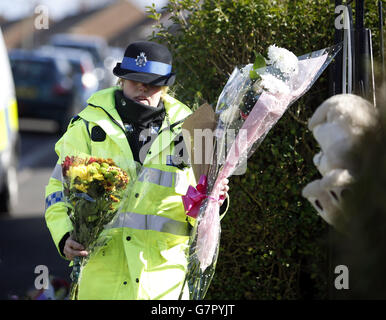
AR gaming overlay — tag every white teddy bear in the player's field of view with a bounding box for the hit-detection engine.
[302,94,377,230]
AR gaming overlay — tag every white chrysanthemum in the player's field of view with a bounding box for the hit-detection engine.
[267,44,298,75]
[260,74,290,95]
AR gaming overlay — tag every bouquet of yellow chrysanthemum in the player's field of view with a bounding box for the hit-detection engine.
[61,155,129,299]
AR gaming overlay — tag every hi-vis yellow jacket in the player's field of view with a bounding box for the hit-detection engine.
[45,87,199,300]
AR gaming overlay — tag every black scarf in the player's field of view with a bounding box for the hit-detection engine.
[114,89,166,164]
[115,90,165,129]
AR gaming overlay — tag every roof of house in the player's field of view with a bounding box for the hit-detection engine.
[1,1,165,50]
[2,16,36,49]
[68,0,146,41]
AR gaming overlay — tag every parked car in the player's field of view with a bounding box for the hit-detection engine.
[49,33,113,89]
[36,45,99,107]
[9,49,76,133]
[0,28,19,214]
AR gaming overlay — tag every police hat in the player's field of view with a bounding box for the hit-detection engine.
[113,41,175,86]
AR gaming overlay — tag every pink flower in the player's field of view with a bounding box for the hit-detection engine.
[61,156,74,177]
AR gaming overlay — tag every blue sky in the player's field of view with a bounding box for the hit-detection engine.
[0,0,168,21]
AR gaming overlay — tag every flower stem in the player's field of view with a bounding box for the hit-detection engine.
[69,256,83,300]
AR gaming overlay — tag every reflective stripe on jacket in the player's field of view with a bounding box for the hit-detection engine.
[45,87,197,300]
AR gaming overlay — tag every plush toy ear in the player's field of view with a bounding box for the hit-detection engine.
[302,179,342,227]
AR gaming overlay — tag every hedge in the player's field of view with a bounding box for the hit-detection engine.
[148,0,383,299]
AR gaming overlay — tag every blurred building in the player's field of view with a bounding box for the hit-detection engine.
[0,0,172,50]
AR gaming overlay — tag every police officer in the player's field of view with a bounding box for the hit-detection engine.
[45,41,229,300]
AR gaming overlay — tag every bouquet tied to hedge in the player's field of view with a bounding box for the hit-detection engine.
[180,43,342,299]
[61,155,130,300]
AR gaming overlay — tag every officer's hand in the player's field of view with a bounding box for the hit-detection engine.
[64,235,88,261]
[218,178,230,206]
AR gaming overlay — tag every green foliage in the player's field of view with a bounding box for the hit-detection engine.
[148,0,382,299]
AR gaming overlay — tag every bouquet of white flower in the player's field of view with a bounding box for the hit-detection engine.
[239,45,300,118]
[180,43,342,300]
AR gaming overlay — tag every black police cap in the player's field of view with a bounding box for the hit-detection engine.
[113,41,175,86]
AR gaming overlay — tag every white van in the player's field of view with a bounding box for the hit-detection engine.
[0,27,19,214]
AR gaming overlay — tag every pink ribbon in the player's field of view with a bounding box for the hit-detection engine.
[182,175,216,219]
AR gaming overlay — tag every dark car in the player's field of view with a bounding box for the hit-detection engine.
[49,33,113,89]
[9,49,76,133]
[37,45,99,108]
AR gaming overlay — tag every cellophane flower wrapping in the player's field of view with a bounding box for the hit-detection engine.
[181,43,342,300]
[60,148,133,300]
